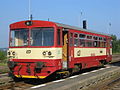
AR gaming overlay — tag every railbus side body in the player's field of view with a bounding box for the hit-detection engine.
[7,20,112,79]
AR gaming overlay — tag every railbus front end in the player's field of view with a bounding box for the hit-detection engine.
[7,20,63,79]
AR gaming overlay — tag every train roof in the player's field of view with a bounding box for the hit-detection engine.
[10,20,111,37]
[55,22,111,37]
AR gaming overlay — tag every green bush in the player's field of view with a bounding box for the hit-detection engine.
[0,50,7,63]
[111,35,120,54]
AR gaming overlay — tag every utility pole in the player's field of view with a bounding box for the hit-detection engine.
[29,0,31,20]
[79,11,83,27]
[108,22,111,34]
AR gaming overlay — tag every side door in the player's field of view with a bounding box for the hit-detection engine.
[62,31,69,69]
[68,32,74,68]
[62,30,74,69]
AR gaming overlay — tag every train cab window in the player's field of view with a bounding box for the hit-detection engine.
[74,33,79,46]
[10,29,29,46]
[57,29,61,45]
[31,28,54,46]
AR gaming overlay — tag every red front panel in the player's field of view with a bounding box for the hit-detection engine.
[12,59,62,78]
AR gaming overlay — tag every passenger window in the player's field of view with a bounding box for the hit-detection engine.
[80,39,85,47]
[74,33,79,46]
[79,34,86,39]
[79,34,86,47]
[85,35,93,47]
[103,38,107,47]
[93,41,98,47]
[103,42,106,47]
[93,36,100,47]
[86,40,93,47]
[94,36,98,40]
[87,35,92,39]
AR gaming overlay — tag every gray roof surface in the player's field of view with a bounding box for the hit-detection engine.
[55,22,111,37]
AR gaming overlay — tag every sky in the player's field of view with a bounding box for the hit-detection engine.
[0,0,120,48]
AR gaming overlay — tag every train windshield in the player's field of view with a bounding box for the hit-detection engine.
[31,28,54,46]
[10,29,29,46]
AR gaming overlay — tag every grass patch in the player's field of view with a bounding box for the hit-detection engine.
[0,63,7,66]
[0,63,9,74]
[113,53,120,55]
[0,68,9,74]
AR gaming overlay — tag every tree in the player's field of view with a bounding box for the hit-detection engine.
[111,35,120,53]
[0,50,7,63]
[111,35,117,41]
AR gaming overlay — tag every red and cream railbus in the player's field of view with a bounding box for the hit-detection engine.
[7,20,112,79]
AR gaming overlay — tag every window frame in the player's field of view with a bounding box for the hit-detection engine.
[30,27,54,47]
[74,33,79,46]
[57,29,61,46]
[10,29,29,47]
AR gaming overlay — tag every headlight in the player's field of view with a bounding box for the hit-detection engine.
[25,21,33,26]
[12,51,15,55]
[7,51,11,55]
[42,51,46,56]
[48,51,52,56]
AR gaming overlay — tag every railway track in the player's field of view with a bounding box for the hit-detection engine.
[0,66,110,90]
[0,66,119,90]
[106,78,120,90]
[84,61,120,90]
[104,77,120,90]
[87,68,120,90]
[0,81,34,90]
[0,73,8,78]
[0,54,120,90]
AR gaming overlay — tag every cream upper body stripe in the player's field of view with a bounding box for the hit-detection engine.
[8,48,62,59]
[74,48,107,57]
[8,47,109,59]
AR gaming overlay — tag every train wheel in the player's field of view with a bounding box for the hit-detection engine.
[72,64,82,73]
[13,76,23,82]
[62,71,70,79]
[57,71,70,79]
[8,72,22,82]
[99,60,106,67]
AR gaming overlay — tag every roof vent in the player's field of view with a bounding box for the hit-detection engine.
[83,20,87,29]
